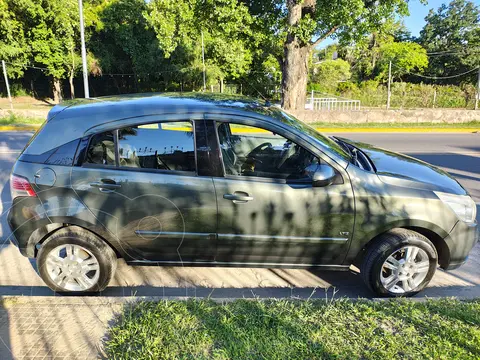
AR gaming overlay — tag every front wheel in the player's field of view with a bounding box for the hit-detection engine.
[37,226,117,293]
[361,229,438,297]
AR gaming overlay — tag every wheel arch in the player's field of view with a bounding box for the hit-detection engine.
[352,223,450,269]
[27,222,121,259]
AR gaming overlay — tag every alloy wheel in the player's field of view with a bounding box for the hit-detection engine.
[380,246,430,294]
[44,244,100,291]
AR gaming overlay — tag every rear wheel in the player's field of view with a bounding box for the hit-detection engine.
[37,226,117,293]
[361,229,437,297]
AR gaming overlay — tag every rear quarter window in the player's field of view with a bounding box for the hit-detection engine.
[19,137,80,167]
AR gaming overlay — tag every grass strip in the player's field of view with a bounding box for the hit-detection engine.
[105,298,480,360]
[0,114,44,125]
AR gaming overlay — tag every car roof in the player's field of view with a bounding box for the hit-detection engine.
[48,93,280,125]
[24,93,349,169]
[24,93,291,156]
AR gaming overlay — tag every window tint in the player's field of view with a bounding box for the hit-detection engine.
[217,123,321,181]
[117,121,195,172]
[45,139,80,166]
[85,131,115,166]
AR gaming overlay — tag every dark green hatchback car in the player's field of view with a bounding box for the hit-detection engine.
[7,94,478,296]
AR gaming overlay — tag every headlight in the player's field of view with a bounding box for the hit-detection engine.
[434,191,477,223]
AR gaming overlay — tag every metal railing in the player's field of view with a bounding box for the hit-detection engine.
[305,92,361,111]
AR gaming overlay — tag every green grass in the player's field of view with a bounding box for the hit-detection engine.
[105,298,480,360]
[0,114,44,126]
[311,121,480,128]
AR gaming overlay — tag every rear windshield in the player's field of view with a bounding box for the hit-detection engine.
[20,120,47,156]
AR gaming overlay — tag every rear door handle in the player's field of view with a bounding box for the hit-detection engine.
[223,192,253,203]
[90,179,121,192]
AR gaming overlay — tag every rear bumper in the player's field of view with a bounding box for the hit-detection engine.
[7,196,49,258]
[442,220,478,270]
[7,230,30,257]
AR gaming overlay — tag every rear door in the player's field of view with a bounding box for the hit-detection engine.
[70,118,218,263]
[210,118,355,266]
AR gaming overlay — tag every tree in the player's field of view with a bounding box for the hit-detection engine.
[377,42,428,81]
[145,0,254,90]
[310,59,351,91]
[339,19,413,81]
[419,0,480,84]
[246,0,410,109]
[90,0,163,84]
[26,0,80,102]
[0,0,31,78]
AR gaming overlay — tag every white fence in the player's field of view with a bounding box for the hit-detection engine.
[305,92,361,111]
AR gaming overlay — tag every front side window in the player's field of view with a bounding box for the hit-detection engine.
[217,122,321,181]
[117,121,195,172]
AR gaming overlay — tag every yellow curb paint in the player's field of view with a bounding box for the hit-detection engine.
[315,128,479,133]
[0,124,477,134]
[0,125,41,131]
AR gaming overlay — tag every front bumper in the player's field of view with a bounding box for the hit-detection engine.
[442,220,478,270]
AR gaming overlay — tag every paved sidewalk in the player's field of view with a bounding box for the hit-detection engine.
[0,298,122,359]
[0,240,478,359]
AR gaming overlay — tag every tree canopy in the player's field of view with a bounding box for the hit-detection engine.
[419,0,480,84]
[0,0,478,106]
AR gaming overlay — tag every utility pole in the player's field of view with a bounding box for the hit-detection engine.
[78,0,90,98]
[1,61,13,111]
[386,61,392,110]
[201,31,206,92]
[475,66,480,110]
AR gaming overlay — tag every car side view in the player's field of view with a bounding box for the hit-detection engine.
[7,94,478,296]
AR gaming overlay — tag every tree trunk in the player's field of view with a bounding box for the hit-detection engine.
[281,0,315,110]
[282,42,310,110]
[220,78,224,93]
[69,73,75,99]
[70,47,75,99]
[53,78,62,103]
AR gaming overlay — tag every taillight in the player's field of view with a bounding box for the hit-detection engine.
[10,174,36,198]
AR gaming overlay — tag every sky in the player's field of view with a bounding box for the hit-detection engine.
[404,0,448,37]
[319,0,480,48]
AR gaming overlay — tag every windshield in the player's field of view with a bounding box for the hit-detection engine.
[274,110,351,162]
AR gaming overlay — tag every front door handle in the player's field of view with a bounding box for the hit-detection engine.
[223,192,253,203]
[90,179,121,192]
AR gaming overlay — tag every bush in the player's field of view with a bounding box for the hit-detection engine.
[336,82,476,109]
[10,83,30,97]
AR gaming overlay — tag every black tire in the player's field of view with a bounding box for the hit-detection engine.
[361,228,437,297]
[37,226,117,294]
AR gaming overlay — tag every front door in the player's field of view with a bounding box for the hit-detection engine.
[212,120,355,266]
[71,119,217,263]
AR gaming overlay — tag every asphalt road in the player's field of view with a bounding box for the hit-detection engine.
[0,131,478,299]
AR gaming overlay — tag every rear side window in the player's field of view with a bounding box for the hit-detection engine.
[85,131,116,166]
[117,121,195,172]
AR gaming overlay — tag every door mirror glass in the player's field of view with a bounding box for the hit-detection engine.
[312,164,336,187]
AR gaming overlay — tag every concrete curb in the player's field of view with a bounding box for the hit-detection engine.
[0,294,472,307]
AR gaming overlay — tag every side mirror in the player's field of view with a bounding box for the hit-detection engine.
[312,165,336,187]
